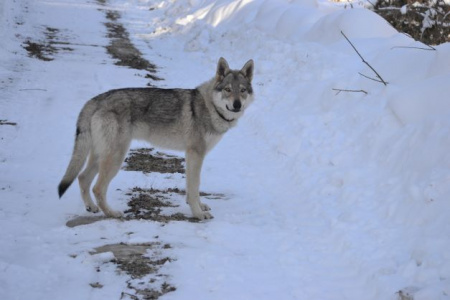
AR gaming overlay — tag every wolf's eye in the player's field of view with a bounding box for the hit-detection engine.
[240,88,247,93]
[224,87,231,93]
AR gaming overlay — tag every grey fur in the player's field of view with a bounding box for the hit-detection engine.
[58,57,254,220]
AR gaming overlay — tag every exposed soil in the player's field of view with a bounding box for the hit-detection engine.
[89,242,176,299]
[22,27,73,61]
[124,148,185,174]
[396,286,420,300]
[103,10,162,82]
[124,187,225,223]
[123,149,225,223]
[65,187,225,226]
[373,0,449,45]
[23,40,54,61]
[124,187,199,223]
[22,4,163,88]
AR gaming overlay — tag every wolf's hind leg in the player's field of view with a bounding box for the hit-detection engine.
[92,142,130,218]
[78,151,99,213]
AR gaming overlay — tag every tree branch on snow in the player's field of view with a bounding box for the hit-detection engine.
[366,0,376,8]
[332,88,368,95]
[19,88,48,91]
[443,11,450,22]
[358,72,387,84]
[341,31,388,86]
[391,33,436,51]
[391,44,436,51]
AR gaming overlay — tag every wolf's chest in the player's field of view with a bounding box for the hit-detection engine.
[205,133,223,153]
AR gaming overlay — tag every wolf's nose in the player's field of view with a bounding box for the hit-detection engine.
[233,100,242,110]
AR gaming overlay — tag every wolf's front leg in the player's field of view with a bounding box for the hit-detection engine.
[185,148,213,220]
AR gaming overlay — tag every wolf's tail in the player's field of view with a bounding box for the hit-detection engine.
[58,103,95,198]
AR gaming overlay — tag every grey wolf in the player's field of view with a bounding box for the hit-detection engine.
[58,57,254,220]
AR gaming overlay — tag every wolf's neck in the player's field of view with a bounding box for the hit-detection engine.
[196,79,235,134]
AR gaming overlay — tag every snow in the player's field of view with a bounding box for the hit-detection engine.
[1,0,450,299]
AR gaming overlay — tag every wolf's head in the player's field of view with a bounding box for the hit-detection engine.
[212,57,254,122]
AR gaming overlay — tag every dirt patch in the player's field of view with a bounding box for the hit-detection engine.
[23,40,55,61]
[103,10,162,82]
[89,242,176,299]
[124,148,185,174]
[373,0,449,45]
[22,27,73,61]
[124,187,198,223]
[124,187,225,223]
[122,282,176,300]
[396,286,420,300]
[123,147,223,223]
[65,187,225,226]
[90,282,104,289]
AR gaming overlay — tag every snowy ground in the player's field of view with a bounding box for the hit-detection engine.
[1,0,450,299]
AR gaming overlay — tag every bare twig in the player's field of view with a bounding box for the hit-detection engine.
[358,72,386,83]
[344,1,354,9]
[19,88,48,91]
[391,32,437,51]
[332,88,368,95]
[366,0,376,8]
[120,292,139,300]
[393,33,436,50]
[376,6,401,11]
[392,38,436,51]
[391,45,436,51]
[341,31,388,86]
[443,11,450,22]
[0,120,17,126]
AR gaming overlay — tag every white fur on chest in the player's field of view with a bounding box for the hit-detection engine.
[205,133,223,153]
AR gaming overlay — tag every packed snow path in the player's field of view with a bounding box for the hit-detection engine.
[1,0,450,300]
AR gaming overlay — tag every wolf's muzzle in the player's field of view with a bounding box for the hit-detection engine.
[227,100,242,113]
[233,100,242,110]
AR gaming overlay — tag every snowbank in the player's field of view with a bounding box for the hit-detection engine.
[136,0,450,298]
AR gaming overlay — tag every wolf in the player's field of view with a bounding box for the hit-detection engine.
[58,57,254,220]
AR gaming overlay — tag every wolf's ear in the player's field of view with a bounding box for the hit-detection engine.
[240,59,254,82]
[216,57,230,80]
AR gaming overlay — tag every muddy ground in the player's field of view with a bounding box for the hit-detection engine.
[22,1,162,84]
[103,9,162,83]
[90,242,176,300]
[124,148,185,174]
[22,26,74,61]
[124,186,225,223]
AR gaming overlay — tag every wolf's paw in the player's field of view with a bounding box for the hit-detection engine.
[199,202,211,211]
[86,205,100,213]
[194,211,214,220]
[105,210,124,218]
